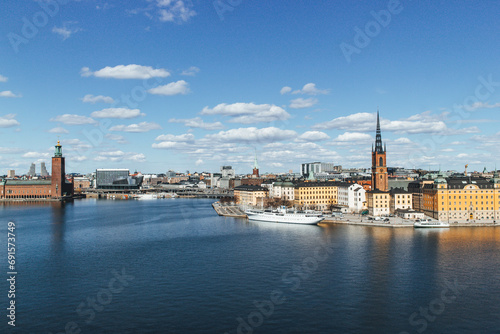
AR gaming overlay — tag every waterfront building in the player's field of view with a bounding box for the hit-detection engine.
[367,190,390,216]
[0,141,73,199]
[95,169,143,190]
[73,177,91,191]
[422,172,500,221]
[272,179,295,201]
[337,183,366,213]
[293,181,339,210]
[389,188,413,213]
[234,184,268,207]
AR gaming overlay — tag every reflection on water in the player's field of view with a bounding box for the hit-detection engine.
[0,199,498,334]
[51,201,67,247]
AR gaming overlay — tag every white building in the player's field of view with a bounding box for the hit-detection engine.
[337,183,366,213]
[301,162,337,177]
[272,180,295,200]
[221,166,235,178]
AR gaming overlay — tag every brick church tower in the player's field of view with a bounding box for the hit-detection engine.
[371,111,388,192]
[51,140,65,198]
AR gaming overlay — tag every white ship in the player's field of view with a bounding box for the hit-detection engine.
[245,206,324,225]
[134,193,158,200]
[414,219,450,228]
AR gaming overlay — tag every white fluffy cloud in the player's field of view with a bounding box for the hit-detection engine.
[91,108,145,119]
[292,83,329,95]
[296,131,330,142]
[169,117,224,130]
[206,127,297,143]
[48,127,69,134]
[52,22,81,40]
[0,114,20,128]
[332,132,372,142]
[280,86,292,95]
[314,112,450,134]
[289,97,318,109]
[81,64,170,79]
[462,101,500,111]
[50,114,96,125]
[82,94,115,104]
[201,103,290,124]
[0,75,7,82]
[23,152,50,159]
[0,91,21,98]
[105,134,128,144]
[109,122,161,133]
[155,133,195,142]
[157,0,196,23]
[181,66,200,76]
[148,80,190,95]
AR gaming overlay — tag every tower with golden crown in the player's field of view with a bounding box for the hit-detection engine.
[51,140,65,198]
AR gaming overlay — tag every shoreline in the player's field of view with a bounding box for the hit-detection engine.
[213,202,499,228]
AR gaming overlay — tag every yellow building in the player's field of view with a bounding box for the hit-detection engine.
[389,188,413,214]
[294,181,338,210]
[234,185,268,207]
[422,172,500,222]
[366,190,390,216]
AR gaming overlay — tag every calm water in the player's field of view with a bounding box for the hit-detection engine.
[0,199,499,334]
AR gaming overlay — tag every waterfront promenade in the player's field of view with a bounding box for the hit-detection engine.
[213,203,500,228]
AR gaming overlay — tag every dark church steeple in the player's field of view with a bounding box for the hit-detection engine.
[373,110,384,153]
[371,110,388,192]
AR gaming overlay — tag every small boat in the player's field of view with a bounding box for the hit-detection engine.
[245,206,324,225]
[413,219,450,228]
[134,193,158,200]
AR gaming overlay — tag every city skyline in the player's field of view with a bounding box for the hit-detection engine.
[1,1,500,174]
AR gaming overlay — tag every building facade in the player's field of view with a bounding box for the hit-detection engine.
[367,190,390,216]
[294,182,339,210]
[234,185,268,207]
[338,183,366,213]
[301,162,337,177]
[0,141,73,199]
[389,188,413,213]
[422,173,500,222]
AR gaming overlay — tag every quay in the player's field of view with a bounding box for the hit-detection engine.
[212,203,500,228]
[212,202,247,218]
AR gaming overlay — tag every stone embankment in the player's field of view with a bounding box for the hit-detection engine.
[212,202,247,218]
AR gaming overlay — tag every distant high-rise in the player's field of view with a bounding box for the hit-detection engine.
[7,170,15,178]
[28,163,36,177]
[41,162,49,177]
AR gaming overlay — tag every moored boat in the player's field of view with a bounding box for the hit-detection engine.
[413,219,450,228]
[245,206,324,225]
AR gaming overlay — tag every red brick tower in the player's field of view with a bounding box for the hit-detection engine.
[51,140,65,198]
[252,150,259,178]
[371,111,388,192]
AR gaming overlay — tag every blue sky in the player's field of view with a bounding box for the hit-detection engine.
[1,0,499,175]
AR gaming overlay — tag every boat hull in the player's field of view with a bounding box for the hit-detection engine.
[245,211,323,225]
[414,222,450,228]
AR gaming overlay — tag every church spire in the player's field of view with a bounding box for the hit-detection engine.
[253,149,259,169]
[374,109,384,153]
